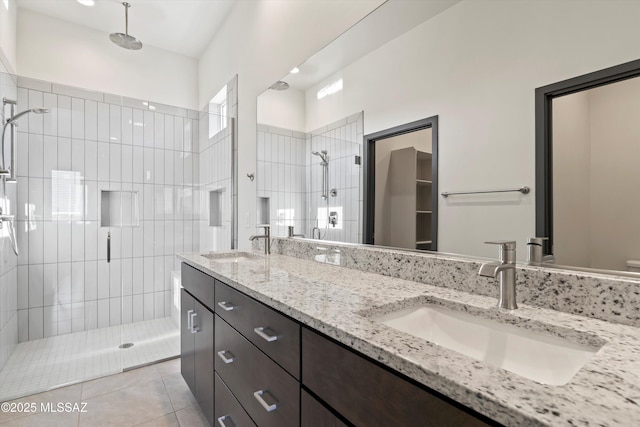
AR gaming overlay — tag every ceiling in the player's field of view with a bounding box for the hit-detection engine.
[16,0,237,58]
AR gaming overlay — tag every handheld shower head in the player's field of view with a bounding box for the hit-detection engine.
[5,108,49,125]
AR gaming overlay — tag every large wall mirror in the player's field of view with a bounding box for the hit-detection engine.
[255,0,640,277]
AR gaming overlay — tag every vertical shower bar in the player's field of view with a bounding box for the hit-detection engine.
[8,101,16,182]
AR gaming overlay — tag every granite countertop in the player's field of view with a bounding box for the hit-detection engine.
[178,250,640,427]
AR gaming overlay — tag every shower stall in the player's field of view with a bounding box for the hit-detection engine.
[0,71,234,402]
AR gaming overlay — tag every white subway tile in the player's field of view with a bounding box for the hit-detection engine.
[28,307,43,340]
[154,149,164,185]
[121,226,132,259]
[121,144,133,183]
[109,143,121,182]
[57,303,71,334]
[97,260,109,299]
[43,136,57,180]
[121,295,132,324]
[143,292,154,320]
[110,104,121,143]
[174,117,184,151]
[43,221,57,264]
[71,222,84,262]
[132,224,143,258]
[97,223,108,260]
[84,300,97,330]
[58,222,71,263]
[17,131,29,178]
[143,111,154,147]
[28,221,44,264]
[132,294,143,322]
[109,259,121,299]
[57,262,71,304]
[17,265,28,309]
[121,107,133,145]
[132,258,143,294]
[154,256,164,293]
[17,309,28,342]
[57,96,72,138]
[174,152,183,186]
[97,142,110,181]
[28,133,44,178]
[28,177,44,221]
[143,147,153,183]
[143,256,153,293]
[71,301,85,332]
[97,298,109,328]
[27,90,44,134]
[43,305,58,338]
[71,98,85,139]
[154,292,165,318]
[71,261,84,302]
[71,138,85,178]
[84,260,97,301]
[132,109,144,146]
[132,146,144,183]
[43,93,58,137]
[28,264,44,307]
[57,137,72,172]
[164,115,174,150]
[85,99,98,141]
[154,113,165,149]
[97,102,109,142]
[121,257,132,296]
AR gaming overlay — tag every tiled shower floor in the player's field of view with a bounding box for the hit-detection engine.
[0,317,180,402]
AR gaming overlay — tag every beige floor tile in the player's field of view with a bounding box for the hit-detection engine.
[0,384,82,425]
[155,359,180,378]
[162,374,197,412]
[133,412,180,427]
[174,406,209,427]
[79,378,173,427]
[81,365,160,400]
[0,411,79,427]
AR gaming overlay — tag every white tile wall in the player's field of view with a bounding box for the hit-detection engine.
[14,80,201,343]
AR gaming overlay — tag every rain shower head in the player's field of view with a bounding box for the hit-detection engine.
[269,81,289,91]
[110,2,143,50]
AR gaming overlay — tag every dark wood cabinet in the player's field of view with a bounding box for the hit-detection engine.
[302,327,493,427]
[215,373,256,427]
[181,264,216,426]
[215,281,300,378]
[215,315,300,427]
[181,263,499,427]
[301,390,348,427]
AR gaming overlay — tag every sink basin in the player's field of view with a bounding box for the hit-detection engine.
[374,304,602,385]
[202,252,260,263]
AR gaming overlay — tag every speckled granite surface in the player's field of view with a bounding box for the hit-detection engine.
[180,247,640,427]
[268,238,640,328]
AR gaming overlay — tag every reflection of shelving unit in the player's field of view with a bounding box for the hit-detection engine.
[388,147,433,250]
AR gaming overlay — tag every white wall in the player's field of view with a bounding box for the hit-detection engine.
[198,0,386,249]
[552,92,591,268]
[302,0,640,259]
[257,88,306,133]
[0,0,17,73]
[17,9,198,110]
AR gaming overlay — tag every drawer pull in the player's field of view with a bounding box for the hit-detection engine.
[217,415,235,427]
[218,301,236,311]
[190,312,199,333]
[186,310,194,331]
[217,350,235,364]
[254,326,278,342]
[253,390,278,412]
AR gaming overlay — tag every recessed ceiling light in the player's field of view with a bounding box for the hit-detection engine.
[290,67,300,74]
[77,0,95,6]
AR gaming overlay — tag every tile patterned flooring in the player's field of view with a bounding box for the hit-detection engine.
[0,317,180,402]
[0,358,208,427]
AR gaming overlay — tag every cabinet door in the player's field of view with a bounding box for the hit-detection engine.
[302,328,492,427]
[180,289,196,394]
[194,300,215,426]
[301,390,348,427]
[216,316,300,427]
[215,374,256,427]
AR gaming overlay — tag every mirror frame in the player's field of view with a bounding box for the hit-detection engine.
[535,58,640,257]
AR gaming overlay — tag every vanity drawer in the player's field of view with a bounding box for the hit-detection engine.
[181,262,216,308]
[215,373,256,427]
[215,315,300,427]
[302,327,492,427]
[215,281,300,378]
[301,390,348,427]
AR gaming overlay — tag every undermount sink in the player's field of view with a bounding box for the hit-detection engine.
[373,304,602,386]
[202,252,260,263]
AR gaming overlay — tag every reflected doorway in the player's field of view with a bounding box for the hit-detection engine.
[363,116,438,250]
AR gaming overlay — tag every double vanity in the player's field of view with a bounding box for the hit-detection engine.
[179,238,640,426]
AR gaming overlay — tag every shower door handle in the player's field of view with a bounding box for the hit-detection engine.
[107,232,111,263]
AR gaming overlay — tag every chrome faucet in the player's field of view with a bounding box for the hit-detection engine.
[249,224,271,255]
[478,241,517,310]
[287,226,305,238]
[526,237,555,265]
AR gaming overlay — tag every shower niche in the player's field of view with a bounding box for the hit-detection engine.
[100,190,140,227]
